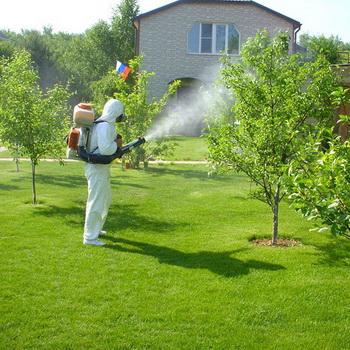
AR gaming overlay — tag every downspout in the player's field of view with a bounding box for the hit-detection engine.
[132,20,140,56]
[293,24,301,54]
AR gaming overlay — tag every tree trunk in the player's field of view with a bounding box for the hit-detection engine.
[272,184,280,245]
[31,161,37,205]
[15,147,20,172]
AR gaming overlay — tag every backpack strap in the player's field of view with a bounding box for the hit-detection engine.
[89,120,108,153]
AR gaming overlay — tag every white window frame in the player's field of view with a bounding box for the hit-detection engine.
[187,22,240,55]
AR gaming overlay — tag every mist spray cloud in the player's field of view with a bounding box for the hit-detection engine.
[144,61,235,141]
[145,89,205,140]
[145,83,231,141]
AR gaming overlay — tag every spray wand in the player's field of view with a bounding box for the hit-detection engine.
[119,136,146,157]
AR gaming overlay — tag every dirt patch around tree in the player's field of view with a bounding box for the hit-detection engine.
[250,237,302,247]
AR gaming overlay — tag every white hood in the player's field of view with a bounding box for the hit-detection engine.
[97,99,124,124]
[88,99,123,156]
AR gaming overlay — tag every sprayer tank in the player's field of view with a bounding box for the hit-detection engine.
[73,103,95,127]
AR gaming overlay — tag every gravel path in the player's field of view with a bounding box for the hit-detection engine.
[0,156,207,164]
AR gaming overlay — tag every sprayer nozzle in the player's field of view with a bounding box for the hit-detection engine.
[119,136,146,157]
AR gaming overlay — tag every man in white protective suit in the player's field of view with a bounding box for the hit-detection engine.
[83,99,125,246]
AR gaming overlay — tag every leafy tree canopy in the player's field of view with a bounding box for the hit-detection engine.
[0,50,72,204]
[299,33,350,63]
[206,30,338,244]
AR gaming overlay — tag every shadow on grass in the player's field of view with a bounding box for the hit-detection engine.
[34,173,149,190]
[35,174,86,188]
[145,166,237,182]
[104,237,285,278]
[0,183,20,191]
[312,236,350,267]
[105,204,187,234]
[33,202,86,226]
[34,202,186,234]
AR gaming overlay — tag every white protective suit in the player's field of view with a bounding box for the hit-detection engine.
[83,99,124,243]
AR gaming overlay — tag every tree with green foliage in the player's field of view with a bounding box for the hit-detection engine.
[287,87,350,239]
[1,0,140,101]
[0,28,70,91]
[206,30,338,244]
[111,0,140,63]
[0,30,16,58]
[57,25,114,101]
[0,50,72,204]
[299,33,349,64]
[89,0,140,101]
[94,56,179,169]
[57,0,139,101]
[14,28,63,89]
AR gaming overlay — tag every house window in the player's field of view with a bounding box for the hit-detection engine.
[188,23,240,55]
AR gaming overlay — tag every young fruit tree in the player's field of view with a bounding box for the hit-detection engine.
[95,56,180,169]
[206,30,338,245]
[0,50,72,204]
[287,87,350,239]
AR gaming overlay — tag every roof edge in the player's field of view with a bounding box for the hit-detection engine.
[133,0,301,27]
[133,0,181,21]
[250,1,300,26]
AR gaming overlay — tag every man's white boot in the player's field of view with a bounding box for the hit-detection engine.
[83,239,106,246]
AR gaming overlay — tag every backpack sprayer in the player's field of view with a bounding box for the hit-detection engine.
[66,103,146,164]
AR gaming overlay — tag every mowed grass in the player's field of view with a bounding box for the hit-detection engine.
[154,136,208,161]
[1,160,350,349]
[0,136,207,161]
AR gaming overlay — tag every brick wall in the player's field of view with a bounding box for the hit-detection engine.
[136,2,296,99]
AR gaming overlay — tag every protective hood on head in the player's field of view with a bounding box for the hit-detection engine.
[98,99,126,124]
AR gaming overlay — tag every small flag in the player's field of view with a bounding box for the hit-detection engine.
[116,60,131,80]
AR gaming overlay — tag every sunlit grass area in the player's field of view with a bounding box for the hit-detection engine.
[160,136,208,161]
[0,136,208,162]
[1,160,349,349]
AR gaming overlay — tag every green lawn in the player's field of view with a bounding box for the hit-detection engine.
[0,145,11,158]
[0,136,208,162]
[1,160,349,349]
[161,136,208,161]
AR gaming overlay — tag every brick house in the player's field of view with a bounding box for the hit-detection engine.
[133,0,301,101]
